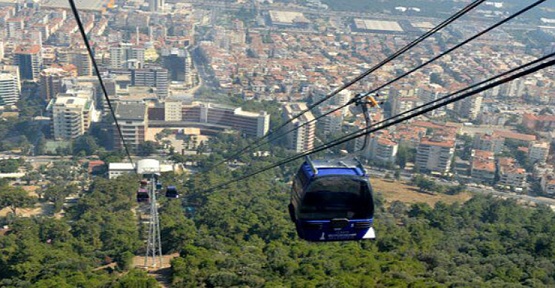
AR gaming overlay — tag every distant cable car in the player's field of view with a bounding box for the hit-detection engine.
[156,182,163,190]
[289,156,375,241]
[140,179,148,188]
[165,186,179,198]
[137,188,149,203]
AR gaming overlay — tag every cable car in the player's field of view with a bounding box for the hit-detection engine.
[156,182,163,190]
[289,156,375,242]
[165,186,179,198]
[140,179,148,188]
[137,188,149,203]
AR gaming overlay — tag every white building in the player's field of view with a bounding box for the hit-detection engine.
[528,141,550,164]
[109,160,176,179]
[473,133,504,154]
[497,158,527,190]
[0,73,20,106]
[318,106,343,135]
[283,103,315,153]
[110,43,145,69]
[416,136,455,174]
[137,158,160,176]
[334,90,352,117]
[108,163,136,179]
[164,100,182,121]
[368,134,398,164]
[454,95,483,120]
[51,95,94,140]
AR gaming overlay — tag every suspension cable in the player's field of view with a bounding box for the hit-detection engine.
[68,0,136,170]
[203,53,555,192]
[206,0,545,171]
[204,0,487,171]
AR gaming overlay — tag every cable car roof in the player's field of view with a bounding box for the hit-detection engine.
[301,158,366,178]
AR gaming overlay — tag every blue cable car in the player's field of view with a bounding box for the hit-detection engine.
[289,157,375,241]
[165,185,179,198]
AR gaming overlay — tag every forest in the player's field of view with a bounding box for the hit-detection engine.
[2,133,555,287]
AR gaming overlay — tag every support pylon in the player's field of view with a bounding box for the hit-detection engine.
[145,174,162,268]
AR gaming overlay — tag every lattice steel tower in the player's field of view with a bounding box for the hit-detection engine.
[137,159,163,268]
[145,174,162,267]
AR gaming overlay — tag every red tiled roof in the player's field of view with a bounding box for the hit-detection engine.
[493,130,536,142]
[420,137,455,148]
[472,159,496,172]
[15,44,41,54]
[473,149,494,159]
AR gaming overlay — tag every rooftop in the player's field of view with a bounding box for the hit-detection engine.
[54,96,89,109]
[302,158,365,178]
[115,103,146,121]
[472,149,494,160]
[15,45,41,54]
[269,11,310,25]
[493,130,536,142]
[353,19,403,32]
[40,0,109,11]
[108,163,135,170]
[472,159,496,172]
[419,137,455,148]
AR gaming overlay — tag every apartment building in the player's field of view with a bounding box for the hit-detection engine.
[0,72,19,106]
[415,136,455,174]
[541,175,555,195]
[131,67,169,100]
[282,103,315,153]
[318,106,343,135]
[164,100,182,121]
[454,95,483,120]
[113,103,148,151]
[368,134,398,164]
[528,141,550,164]
[51,95,94,140]
[470,149,496,184]
[497,157,526,190]
[473,133,504,154]
[110,43,145,69]
[39,67,74,101]
[57,48,92,76]
[14,44,42,81]
[522,113,555,132]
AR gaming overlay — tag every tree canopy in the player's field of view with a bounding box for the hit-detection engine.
[2,134,555,287]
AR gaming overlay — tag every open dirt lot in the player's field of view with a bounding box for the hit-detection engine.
[372,178,472,207]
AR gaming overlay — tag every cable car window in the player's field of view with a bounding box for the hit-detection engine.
[300,176,372,220]
[297,167,309,187]
[292,177,301,195]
